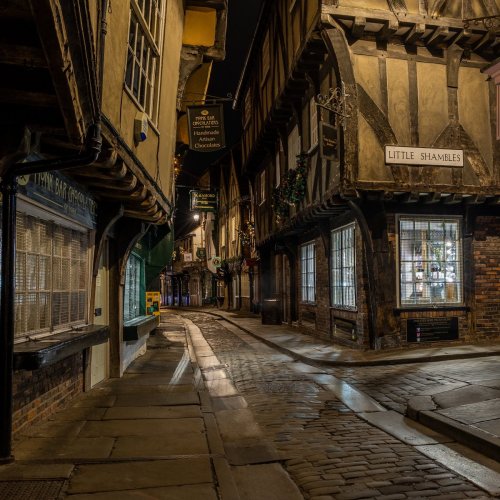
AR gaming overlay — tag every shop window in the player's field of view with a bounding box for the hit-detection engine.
[13,213,89,338]
[300,242,315,303]
[331,224,356,309]
[399,217,462,306]
[125,0,165,123]
[124,252,143,322]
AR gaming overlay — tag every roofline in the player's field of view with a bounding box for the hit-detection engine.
[233,0,271,110]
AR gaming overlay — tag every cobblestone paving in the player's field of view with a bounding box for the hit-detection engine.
[328,358,500,414]
[182,312,492,500]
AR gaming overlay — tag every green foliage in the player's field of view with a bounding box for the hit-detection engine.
[271,154,309,223]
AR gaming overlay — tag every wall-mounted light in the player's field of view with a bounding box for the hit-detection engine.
[193,213,200,222]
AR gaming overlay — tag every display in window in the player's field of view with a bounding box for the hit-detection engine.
[399,218,462,306]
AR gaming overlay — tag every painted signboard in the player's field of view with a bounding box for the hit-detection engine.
[190,190,218,212]
[16,171,97,227]
[385,146,464,167]
[187,104,225,152]
[319,122,337,160]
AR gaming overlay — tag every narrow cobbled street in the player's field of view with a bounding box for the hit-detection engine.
[182,311,498,500]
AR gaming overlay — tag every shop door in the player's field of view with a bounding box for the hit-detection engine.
[90,242,109,388]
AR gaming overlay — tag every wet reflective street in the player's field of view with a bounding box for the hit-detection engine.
[182,311,500,499]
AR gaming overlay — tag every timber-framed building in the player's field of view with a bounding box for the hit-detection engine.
[235,0,499,349]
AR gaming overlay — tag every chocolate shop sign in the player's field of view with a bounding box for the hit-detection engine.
[385,146,464,167]
[187,104,225,152]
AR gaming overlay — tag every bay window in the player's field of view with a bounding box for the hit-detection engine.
[399,217,462,306]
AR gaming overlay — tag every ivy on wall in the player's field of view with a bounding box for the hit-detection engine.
[271,154,309,223]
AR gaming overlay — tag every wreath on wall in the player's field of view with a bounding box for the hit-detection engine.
[271,154,309,222]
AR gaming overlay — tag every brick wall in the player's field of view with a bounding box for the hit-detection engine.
[473,216,500,340]
[12,353,84,436]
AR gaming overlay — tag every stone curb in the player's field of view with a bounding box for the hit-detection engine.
[406,401,500,463]
[179,308,500,367]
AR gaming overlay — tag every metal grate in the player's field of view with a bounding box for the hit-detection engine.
[0,480,65,499]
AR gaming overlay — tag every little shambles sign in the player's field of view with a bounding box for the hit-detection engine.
[385,146,464,167]
[187,104,225,152]
[190,190,218,212]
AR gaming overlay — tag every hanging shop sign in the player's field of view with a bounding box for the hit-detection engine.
[319,122,337,160]
[385,146,464,167]
[187,104,225,152]
[190,190,218,212]
[196,247,206,260]
[16,171,97,227]
[207,256,221,274]
[407,317,459,343]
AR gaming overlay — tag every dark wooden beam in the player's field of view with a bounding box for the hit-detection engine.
[351,17,366,38]
[427,26,449,47]
[0,0,31,20]
[0,89,57,107]
[405,23,426,45]
[377,19,399,41]
[0,45,47,68]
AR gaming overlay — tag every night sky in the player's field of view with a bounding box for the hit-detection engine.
[175,1,263,236]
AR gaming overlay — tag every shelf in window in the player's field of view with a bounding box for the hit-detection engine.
[14,325,110,371]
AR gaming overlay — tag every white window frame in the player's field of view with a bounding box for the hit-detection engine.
[125,0,165,124]
[259,169,266,205]
[309,96,318,150]
[330,223,356,310]
[287,124,301,171]
[397,216,463,307]
[300,242,316,303]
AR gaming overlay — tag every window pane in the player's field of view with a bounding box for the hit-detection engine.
[300,242,315,303]
[399,217,462,306]
[330,224,356,308]
[14,216,90,337]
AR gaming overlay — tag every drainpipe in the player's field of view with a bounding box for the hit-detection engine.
[0,124,102,463]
